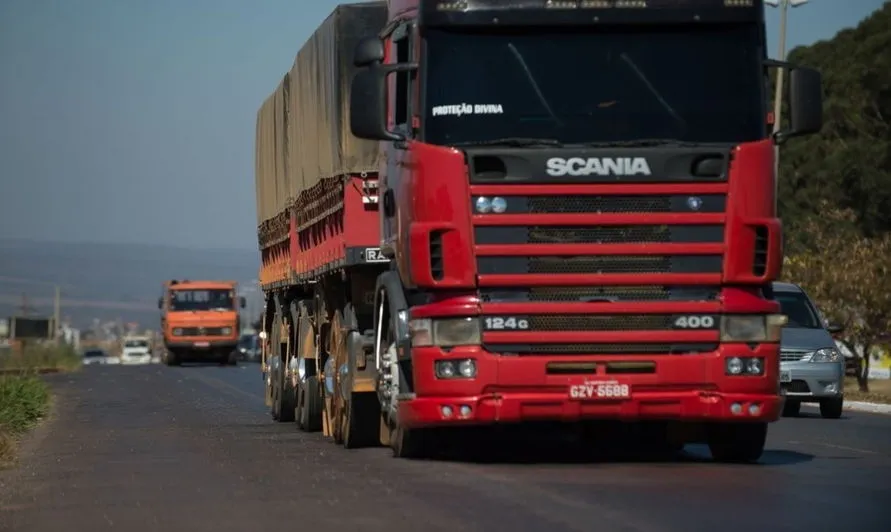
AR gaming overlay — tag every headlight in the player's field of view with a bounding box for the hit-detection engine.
[221,327,232,335]
[805,348,842,363]
[173,328,183,336]
[720,314,787,342]
[434,359,477,379]
[409,317,481,347]
[725,356,765,376]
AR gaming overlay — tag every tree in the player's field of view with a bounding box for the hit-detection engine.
[782,206,891,391]
[776,2,891,238]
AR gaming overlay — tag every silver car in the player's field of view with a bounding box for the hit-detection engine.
[773,282,845,419]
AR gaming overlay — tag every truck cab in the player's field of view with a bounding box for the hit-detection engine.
[158,280,245,366]
[348,0,824,461]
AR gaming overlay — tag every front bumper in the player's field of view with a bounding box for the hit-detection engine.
[398,343,782,429]
[165,340,237,351]
[121,353,152,365]
[780,361,844,401]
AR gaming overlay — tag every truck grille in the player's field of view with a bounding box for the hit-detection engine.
[480,286,720,303]
[498,314,718,332]
[474,190,727,356]
[178,327,229,336]
[485,343,719,355]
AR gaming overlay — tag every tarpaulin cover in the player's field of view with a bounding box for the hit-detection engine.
[255,1,387,225]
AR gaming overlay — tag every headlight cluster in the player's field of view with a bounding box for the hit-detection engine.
[410,317,481,347]
[802,348,842,363]
[221,327,232,335]
[720,314,787,342]
[473,196,507,214]
[434,359,477,379]
[173,328,183,336]
[725,356,765,376]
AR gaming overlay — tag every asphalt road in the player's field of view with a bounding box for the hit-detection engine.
[0,364,888,532]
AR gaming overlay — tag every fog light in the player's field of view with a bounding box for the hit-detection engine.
[824,382,838,394]
[459,405,472,417]
[441,405,453,418]
[748,404,760,416]
[726,357,744,375]
[474,196,492,213]
[730,403,743,415]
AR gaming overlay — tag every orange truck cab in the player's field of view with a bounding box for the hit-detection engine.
[158,279,245,366]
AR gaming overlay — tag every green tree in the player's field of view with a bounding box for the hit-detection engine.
[782,207,891,392]
[776,2,891,239]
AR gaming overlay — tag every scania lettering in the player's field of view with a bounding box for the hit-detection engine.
[255,0,824,464]
[546,157,653,177]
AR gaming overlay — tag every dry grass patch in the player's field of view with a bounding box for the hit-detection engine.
[844,377,891,404]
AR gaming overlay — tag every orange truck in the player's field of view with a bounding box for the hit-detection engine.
[158,279,245,366]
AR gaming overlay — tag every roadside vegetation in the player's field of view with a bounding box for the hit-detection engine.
[0,344,80,466]
[777,4,891,395]
[0,375,50,466]
[0,343,82,374]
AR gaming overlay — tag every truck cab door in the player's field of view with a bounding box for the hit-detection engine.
[380,21,417,282]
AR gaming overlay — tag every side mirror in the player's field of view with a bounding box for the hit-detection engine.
[239,296,246,309]
[827,323,844,334]
[776,66,823,144]
[350,64,415,142]
[157,297,163,309]
[353,36,384,67]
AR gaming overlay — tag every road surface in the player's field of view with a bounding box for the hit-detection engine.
[1,365,887,532]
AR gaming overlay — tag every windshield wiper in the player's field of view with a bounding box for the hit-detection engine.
[567,138,700,148]
[452,137,563,148]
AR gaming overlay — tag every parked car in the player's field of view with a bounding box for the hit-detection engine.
[773,282,845,419]
[82,348,109,365]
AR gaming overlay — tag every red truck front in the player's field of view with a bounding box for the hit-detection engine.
[349,0,823,461]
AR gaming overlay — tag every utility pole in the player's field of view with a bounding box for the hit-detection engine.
[53,285,61,340]
[765,0,810,180]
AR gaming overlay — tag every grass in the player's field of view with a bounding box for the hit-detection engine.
[844,376,891,404]
[0,344,79,466]
[0,343,82,374]
[0,375,50,466]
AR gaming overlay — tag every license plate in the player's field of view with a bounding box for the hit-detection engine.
[193,341,210,347]
[569,379,631,400]
[779,370,792,383]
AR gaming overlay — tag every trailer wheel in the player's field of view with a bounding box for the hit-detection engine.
[707,422,767,464]
[271,308,296,423]
[301,376,323,432]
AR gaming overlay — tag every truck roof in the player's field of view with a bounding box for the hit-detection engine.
[166,280,237,290]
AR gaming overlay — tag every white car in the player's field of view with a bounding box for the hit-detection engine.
[120,337,153,365]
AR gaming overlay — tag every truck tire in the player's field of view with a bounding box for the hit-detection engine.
[820,397,844,419]
[343,392,380,449]
[707,422,767,464]
[390,425,431,459]
[300,376,323,432]
[271,309,296,423]
[165,351,180,366]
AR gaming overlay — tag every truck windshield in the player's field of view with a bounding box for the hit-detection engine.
[124,340,149,348]
[423,24,764,146]
[169,289,234,311]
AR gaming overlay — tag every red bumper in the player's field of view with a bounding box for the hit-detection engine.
[398,343,782,429]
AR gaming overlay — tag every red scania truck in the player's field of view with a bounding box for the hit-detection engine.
[256,0,823,462]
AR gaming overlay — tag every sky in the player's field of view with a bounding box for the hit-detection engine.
[0,0,886,251]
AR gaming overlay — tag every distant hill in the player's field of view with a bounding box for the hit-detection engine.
[0,239,262,329]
